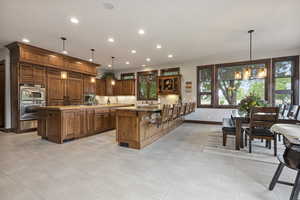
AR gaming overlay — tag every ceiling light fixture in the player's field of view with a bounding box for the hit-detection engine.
[141,64,146,67]
[146,58,151,62]
[126,61,130,65]
[60,37,68,54]
[138,29,145,35]
[108,37,115,43]
[89,49,95,62]
[70,17,79,24]
[22,38,30,43]
[108,64,112,68]
[110,56,116,85]
[168,54,173,58]
[156,44,162,49]
[131,50,136,54]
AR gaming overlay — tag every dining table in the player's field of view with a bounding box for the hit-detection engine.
[230,110,299,151]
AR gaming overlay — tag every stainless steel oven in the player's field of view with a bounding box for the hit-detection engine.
[20,84,46,122]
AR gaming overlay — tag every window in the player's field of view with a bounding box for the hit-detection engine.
[121,73,135,80]
[137,70,158,100]
[197,66,213,106]
[217,61,269,106]
[273,56,299,105]
[160,67,180,76]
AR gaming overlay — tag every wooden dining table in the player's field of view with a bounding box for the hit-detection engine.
[231,110,299,150]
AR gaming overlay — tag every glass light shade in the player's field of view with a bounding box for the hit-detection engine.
[257,68,267,78]
[90,77,96,83]
[61,71,68,79]
[243,68,251,80]
[234,71,242,80]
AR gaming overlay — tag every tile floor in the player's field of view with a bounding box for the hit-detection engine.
[0,123,296,200]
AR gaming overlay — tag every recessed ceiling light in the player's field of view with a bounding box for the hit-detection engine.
[126,61,130,65]
[108,64,112,67]
[141,64,146,67]
[168,54,173,58]
[22,38,30,43]
[62,50,68,55]
[146,58,151,62]
[70,17,79,24]
[89,58,93,62]
[156,44,162,49]
[138,29,145,35]
[108,37,115,42]
[131,50,136,54]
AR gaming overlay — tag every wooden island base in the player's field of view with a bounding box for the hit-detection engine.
[116,107,183,149]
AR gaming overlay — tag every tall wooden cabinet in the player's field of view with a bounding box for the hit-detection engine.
[96,78,135,96]
[19,63,46,85]
[96,79,106,96]
[84,75,96,94]
[67,73,84,105]
[47,69,66,106]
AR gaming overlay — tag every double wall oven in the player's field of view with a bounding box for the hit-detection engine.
[20,84,46,130]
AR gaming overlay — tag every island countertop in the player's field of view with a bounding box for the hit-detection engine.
[115,105,162,112]
[38,104,134,111]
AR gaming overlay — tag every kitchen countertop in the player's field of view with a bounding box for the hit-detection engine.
[38,104,134,111]
[115,105,162,112]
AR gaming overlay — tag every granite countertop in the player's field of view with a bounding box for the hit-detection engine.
[38,104,134,111]
[115,105,162,112]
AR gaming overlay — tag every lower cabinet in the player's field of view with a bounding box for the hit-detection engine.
[38,107,118,143]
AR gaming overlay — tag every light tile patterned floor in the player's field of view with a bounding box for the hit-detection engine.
[0,123,296,200]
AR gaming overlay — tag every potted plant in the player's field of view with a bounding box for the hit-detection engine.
[238,93,266,116]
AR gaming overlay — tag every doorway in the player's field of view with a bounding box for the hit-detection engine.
[0,60,5,128]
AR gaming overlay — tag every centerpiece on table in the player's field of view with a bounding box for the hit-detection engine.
[238,93,266,116]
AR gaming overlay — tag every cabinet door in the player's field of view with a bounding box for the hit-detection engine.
[86,109,95,135]
[84,76,96,94]
[106,77,114,96]
[67,73,83,103]
[62,111,78,140]
[113,80,121,96]
[47,69,66,105]
[109,110,116,129]
[19,63,34,84]
[34,66,46,86]
[96,79,106,96]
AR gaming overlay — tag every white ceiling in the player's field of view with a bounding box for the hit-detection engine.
[1,0,300,70]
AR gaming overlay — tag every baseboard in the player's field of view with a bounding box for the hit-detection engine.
[184,120,222,125]
[0,128,13,133]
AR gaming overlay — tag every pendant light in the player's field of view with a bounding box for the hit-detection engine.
[243,30,254,80]
[60,37,68,54]
[89,49,95,62]
[111,56,116,86]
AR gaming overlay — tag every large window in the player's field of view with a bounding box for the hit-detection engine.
[198,66,213,106]
[273,56,299,105]
[197,56,299,108]
[137,70,158,100]
[217,61,268,106]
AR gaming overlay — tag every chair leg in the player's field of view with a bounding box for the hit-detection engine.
[269,140,272,149]
[274,135,277,157]
[245,134,247,147]
[223,133,227,146]
[249,137,252,153]
[269,162,285,190]
[240,131,244,148]
[290,170,300,200]
[278,134,281,142]
[265,140,268,148]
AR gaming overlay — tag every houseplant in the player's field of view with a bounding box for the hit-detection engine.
[238,93,266,116]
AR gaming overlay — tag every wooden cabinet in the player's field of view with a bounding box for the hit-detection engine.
[19,63,46,85]
[67,73,83,105]
[105,77,115,96]
[96,79,106,96]
[84,75,96,94]
[62,110,83,140]
[158,75,181,95]
[85,109,95,135]
[94,109,110,132]
[47,69,66,106]
[120,80,135,95]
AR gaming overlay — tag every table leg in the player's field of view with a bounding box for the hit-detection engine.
[235,118,241,150]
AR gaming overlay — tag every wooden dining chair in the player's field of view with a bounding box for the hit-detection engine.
[222,116,244,147]
[245,107,279,155]
[176,104,182,119]
[160,104,170,124]
[180,103,187,116]
[192,102,196,112]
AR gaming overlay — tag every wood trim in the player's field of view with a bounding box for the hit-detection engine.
[121,72,135,80]
[196,65,214,107]
[184,120,222,125]
[0,60,5,128]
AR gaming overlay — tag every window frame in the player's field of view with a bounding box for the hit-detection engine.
[272,56,299,105]
[197,65,215,108]
[137,70,158,101]
[121,72,135,80]
[160,67,180,76]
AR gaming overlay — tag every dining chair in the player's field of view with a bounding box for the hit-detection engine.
[283,104,291,119]
[288,105,299,120]
[222,116,244,147]
[278,104,286,117]
[180,103,187,116]
[245,107,279,155]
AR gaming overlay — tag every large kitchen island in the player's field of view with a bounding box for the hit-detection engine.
[116,106,183,149]
[37,104,133,143]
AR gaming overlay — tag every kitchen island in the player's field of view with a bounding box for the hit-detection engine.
[37,104,133,143]
[116,106,183,149]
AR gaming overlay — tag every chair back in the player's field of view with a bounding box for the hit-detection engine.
[192,102,196,112]
[176,104,182,118]
[278,104,286,116]
[172,104,178,119]
[249,107,279,130]
[181,103,187,116]
[161,104,170,123]
[283,104,290,118]
[287,105,299,120]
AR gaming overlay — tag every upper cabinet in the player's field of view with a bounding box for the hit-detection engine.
[67,73,84,104]
[96,79,106,96]
[96,78,135,96]
[158,75,181,95]
[7,42,99,76]
[84,75,96,94]
[19,63,46,86]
